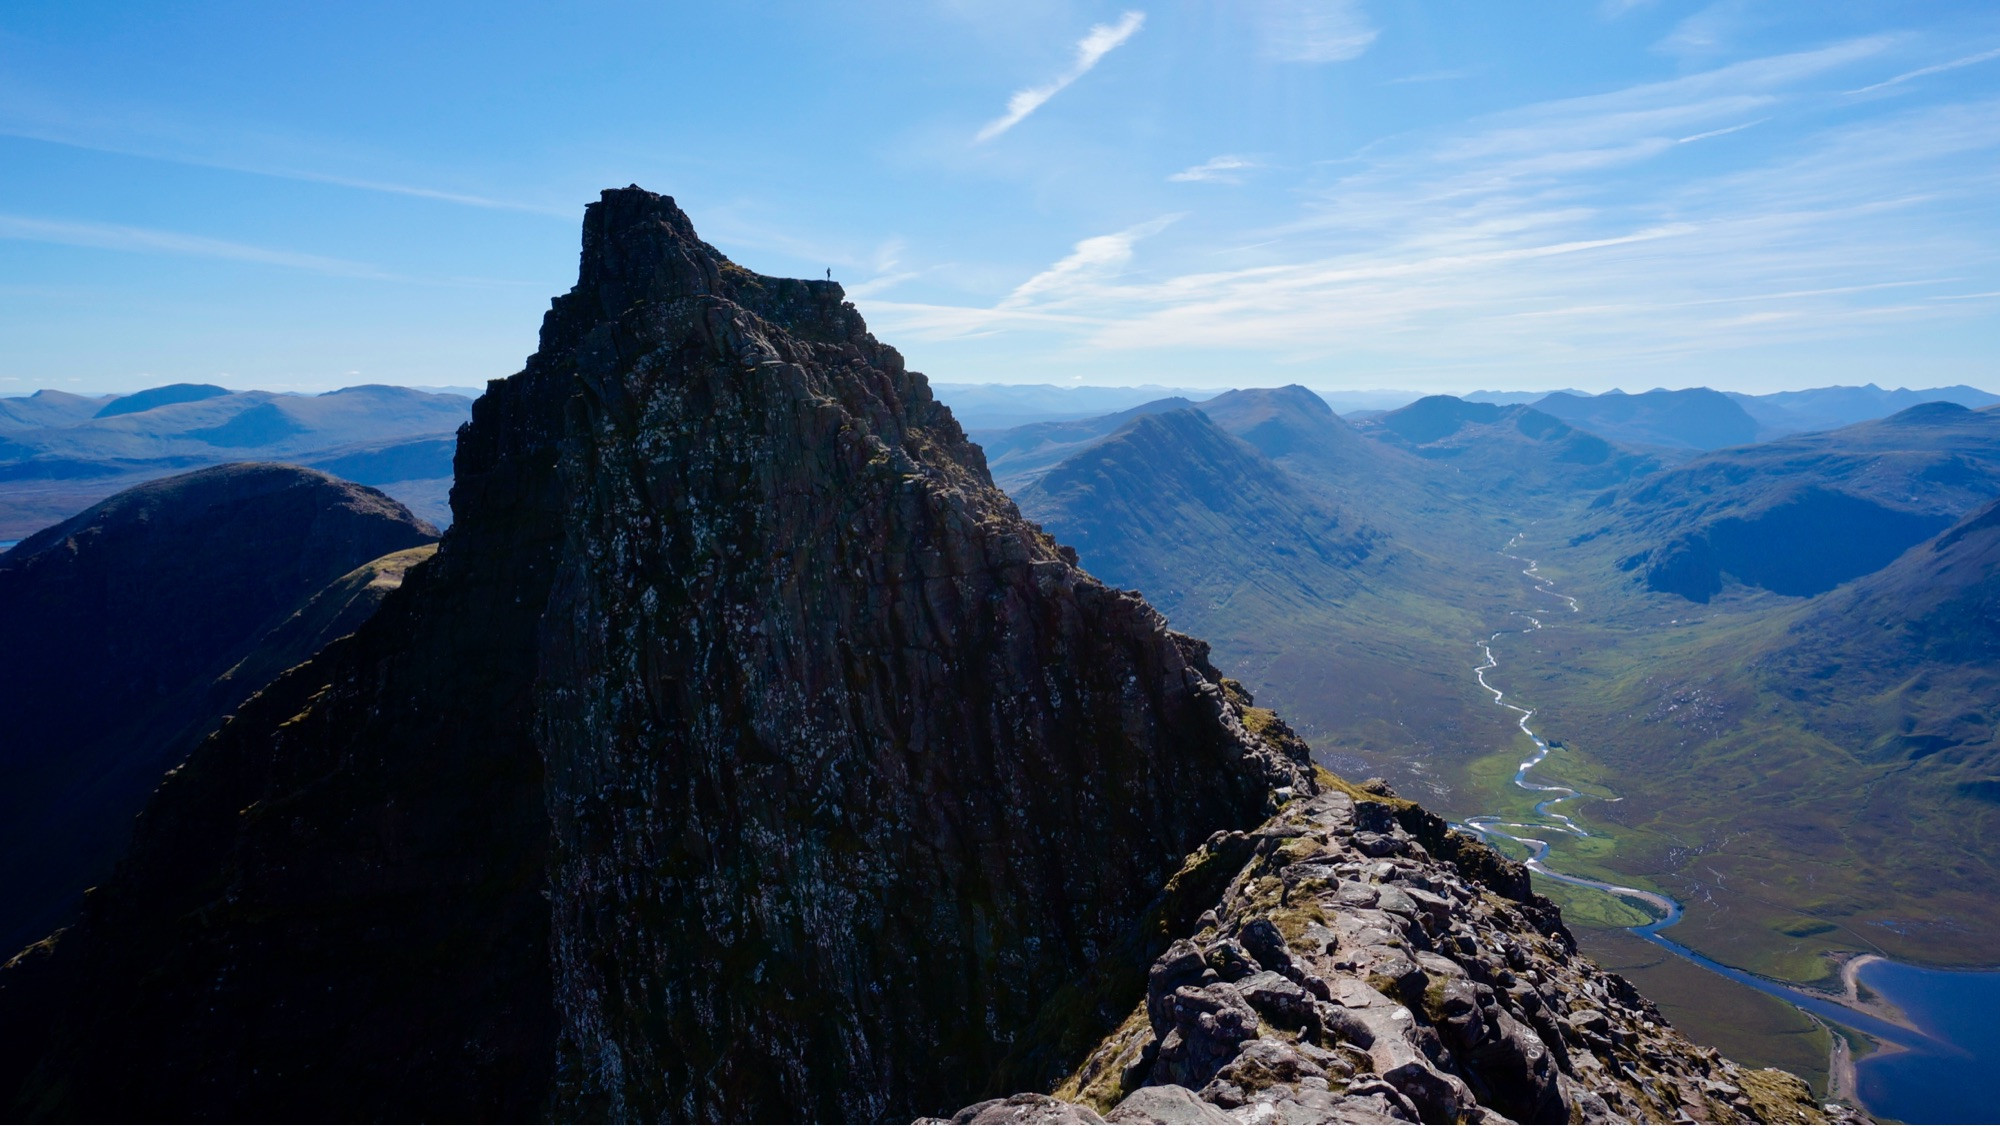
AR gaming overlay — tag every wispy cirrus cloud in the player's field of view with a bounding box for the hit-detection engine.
[1654,1,1756,61]
[1387,69,1476,86]
[0,213,395,278]
[0,116,568,217]
[0,212,535,288]
[863,39,2000,386]
[1849,45,2000,95]
[1169,155,1257,183]
[1677,117,1768,143]
[1258,0,1377,64]
[1001,215,1180,308]
[975,11,1144,142]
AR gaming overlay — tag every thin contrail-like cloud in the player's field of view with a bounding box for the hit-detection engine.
[0,127,572,217]
[1169,155,1257,183]
[1850,46,2000,95]
[0,213,394,278]
[976,11,1144,142]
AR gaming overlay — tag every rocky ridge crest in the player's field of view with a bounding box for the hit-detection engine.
[938,763,1851,1125]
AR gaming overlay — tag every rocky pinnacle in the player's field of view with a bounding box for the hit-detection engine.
[0,188,1309,1122]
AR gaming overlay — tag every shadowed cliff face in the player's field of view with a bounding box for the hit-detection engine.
[536,189,1309,1120]
[0,187,1308,1122]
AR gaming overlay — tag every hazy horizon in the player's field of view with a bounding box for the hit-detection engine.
[6,376,1996,401]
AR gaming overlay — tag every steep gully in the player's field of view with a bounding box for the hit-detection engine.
[1455,530,1935,1073]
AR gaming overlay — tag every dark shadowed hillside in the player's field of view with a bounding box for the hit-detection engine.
[1017,408,1374,620]
[1589,401,2000,601]
[971,395,1198,490]
[1763,496,2000,774]
[92,383,233,418]
[0,464,437,956]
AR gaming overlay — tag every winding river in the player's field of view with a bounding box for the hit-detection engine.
[1455,529,1993,1122]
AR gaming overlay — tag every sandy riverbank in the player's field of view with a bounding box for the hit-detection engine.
[1824,1023,1857,1108]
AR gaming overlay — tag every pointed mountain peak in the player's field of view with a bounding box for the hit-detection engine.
[541,184,857,354]
[575,185,724,305]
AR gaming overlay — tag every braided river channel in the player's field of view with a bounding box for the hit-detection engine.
[1457,531,2000,1124]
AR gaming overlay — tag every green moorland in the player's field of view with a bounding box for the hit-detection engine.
[1502,564,2000,978]
[1014,392,2000,1090]
[1420,513,2000,966]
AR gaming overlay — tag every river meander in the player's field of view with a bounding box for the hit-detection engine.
[1459,530,1993,1123]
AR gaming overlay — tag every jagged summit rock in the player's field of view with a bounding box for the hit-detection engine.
[0,187,1309,1122]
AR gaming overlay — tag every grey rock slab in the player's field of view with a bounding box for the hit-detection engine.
[936,1094,1109,1124]
[1106,1084,1232,1125]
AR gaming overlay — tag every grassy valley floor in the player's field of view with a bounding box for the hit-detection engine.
[1225,509,2000,1095]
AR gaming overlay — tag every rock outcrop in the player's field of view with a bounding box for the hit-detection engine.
[0,188,1308,1122]
[936,763,1851,1125]
[0,463,437,956]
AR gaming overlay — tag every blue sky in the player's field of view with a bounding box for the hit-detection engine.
[1,1,1996,395]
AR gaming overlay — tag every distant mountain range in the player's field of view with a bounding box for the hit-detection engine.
[6,379,1985,543]
[0,383,469,536]
[1590,401,2000,601]
[1354,394,1662,494]
[932,380,1995,441]
[1732,383,2000,437]
[927,382,1219,429]
[1531,388,1760,451]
